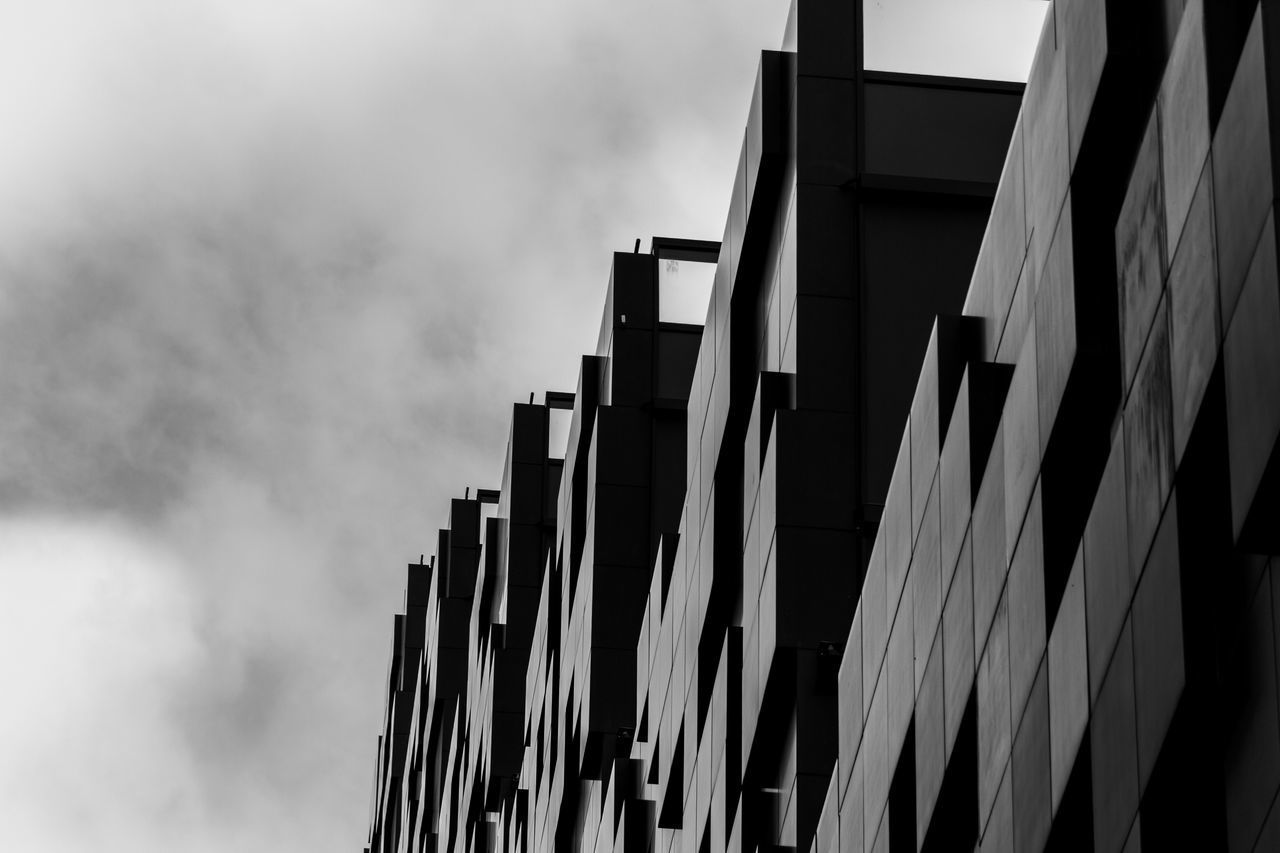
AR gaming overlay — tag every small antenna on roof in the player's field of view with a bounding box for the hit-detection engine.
[529,392,535,404]
[633,238,641,254]
[465,487,470,500]
[419,554,424,565]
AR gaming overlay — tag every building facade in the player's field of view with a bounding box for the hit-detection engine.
[363,1,1280,851]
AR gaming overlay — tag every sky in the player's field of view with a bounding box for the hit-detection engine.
[0,1,1045,851]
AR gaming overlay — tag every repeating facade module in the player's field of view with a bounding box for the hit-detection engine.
[364,1,1280,850]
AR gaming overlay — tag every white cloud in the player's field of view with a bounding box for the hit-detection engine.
[864,0,1048,80]
[0,517,207,851]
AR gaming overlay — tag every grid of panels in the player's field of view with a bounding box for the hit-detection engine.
[361,2,1280,852]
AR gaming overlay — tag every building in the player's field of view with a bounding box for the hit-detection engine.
[362,1,1280,850]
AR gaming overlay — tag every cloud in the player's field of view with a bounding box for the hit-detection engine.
[863,0,1047,80]
[0,517,208,851]
[0,0,1043,850]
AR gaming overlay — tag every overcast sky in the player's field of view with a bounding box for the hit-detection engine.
[0,2,1044,851]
